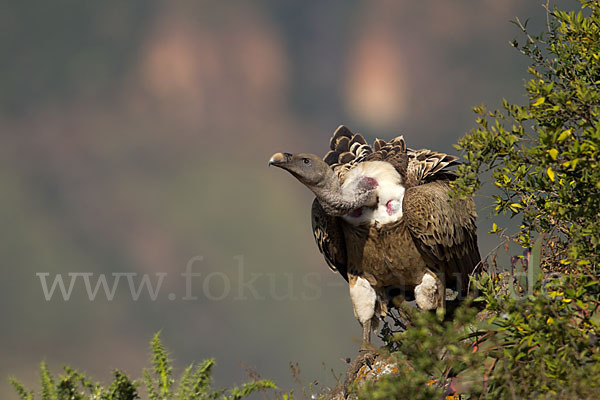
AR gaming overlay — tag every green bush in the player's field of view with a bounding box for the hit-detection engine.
[452,0,600,267]
[9,333,276,400]
[362,272,600,399]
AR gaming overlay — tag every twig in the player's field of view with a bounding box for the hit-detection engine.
[514,17,536,44]
[544,0,552,33]
[467,237,510,293]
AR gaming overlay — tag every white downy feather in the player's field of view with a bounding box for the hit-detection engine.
[341,161,406,226]
[349,276,376,324]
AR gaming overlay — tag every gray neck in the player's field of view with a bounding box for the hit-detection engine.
[308,171,375,216]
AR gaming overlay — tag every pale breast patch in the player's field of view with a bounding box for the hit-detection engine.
[341,161,405,226]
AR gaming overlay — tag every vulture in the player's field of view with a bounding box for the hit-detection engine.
[269,125,480,347]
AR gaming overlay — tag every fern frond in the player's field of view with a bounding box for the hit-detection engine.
[191,358,216,397]
[104,370,139,400]
[224,380,277,400]
[9,377,33,400]
[175,364,194,399]
[40,362,57,400]
[149,332,174,399]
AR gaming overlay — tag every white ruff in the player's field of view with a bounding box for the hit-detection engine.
[341,161,405,226]
[349,276,376,324]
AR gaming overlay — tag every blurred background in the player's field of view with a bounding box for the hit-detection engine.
[0,0,578,398]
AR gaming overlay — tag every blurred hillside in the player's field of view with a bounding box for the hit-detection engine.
[0,1,578,398]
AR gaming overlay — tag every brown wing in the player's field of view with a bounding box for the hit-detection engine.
[402,181,480,295]
[311,198,348,282]
[406,149,459,186]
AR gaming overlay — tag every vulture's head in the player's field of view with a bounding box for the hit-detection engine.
[268,152,378,216]
[268,152,331,186]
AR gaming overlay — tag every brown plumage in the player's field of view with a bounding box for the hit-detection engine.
[269,125,480,347]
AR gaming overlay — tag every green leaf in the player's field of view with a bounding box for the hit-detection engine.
[557,129,572,142]
[532,96,546,106]
[490,222,499,233]
[547,167,555,181]
[508,203,523,213]
[529,235,543,287]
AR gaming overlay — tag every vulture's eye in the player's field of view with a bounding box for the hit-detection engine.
[302,158,312,166]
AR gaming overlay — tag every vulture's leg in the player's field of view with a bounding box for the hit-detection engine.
[349,276,376,348]
[361,319,372,348]
[439,274,447,311]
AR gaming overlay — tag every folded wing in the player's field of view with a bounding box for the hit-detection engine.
[311,198,348,282]
[402,181,480,294]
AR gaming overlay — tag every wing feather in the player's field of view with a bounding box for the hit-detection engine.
[373,138,386,151]
[325,125,372,183]
[311,198,348,282]
[364,135,408,179]
[402,181,480,294]
[406,149,459,186]
[329,125,354,150]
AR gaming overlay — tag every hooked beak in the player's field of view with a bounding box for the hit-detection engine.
[268,152,292,167]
